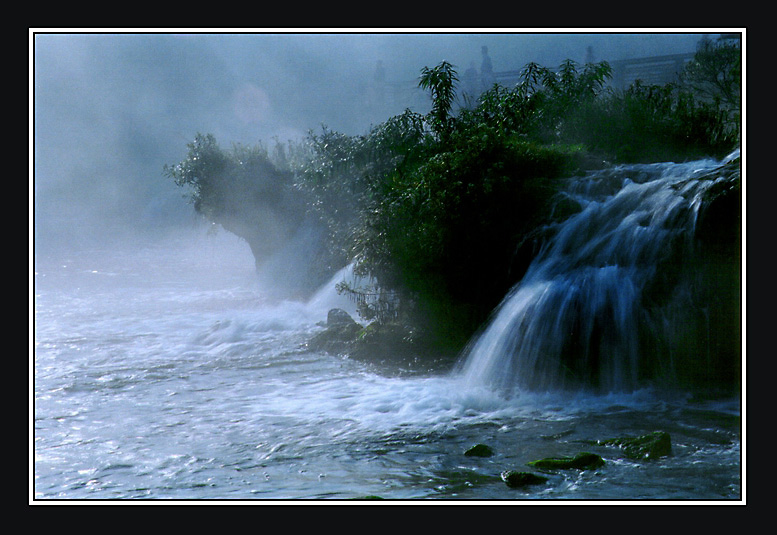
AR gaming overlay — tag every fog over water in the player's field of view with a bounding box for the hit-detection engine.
[32,30,710,254]
[31,30,743,503]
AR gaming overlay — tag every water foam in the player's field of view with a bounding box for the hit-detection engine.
[457,155,737,397]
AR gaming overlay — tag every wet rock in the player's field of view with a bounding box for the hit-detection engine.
[695,157,741,254]
[307,309,362,354]
[528,452,605,470]
[501,470,549,488]
[308,312,458,376]
[347,322,455,375]
[599,431,671,460]
[327,308,358,327]
[464,444,494,457]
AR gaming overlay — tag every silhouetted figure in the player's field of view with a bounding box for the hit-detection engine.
[480,45,495,90]
[463,61,479,103]
[585,45,595,64]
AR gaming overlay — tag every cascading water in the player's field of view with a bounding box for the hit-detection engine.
[33,155,742,501]
[458,151,741,397]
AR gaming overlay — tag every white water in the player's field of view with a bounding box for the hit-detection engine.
[459,154,739,396]
[33,159,741,501]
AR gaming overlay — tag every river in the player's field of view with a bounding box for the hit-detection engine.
[33,156,742,503]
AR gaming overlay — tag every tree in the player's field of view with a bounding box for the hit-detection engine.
[680,36,741,128]
[518,59,613,143]
[419,61,459,141]
[163,133,309,269]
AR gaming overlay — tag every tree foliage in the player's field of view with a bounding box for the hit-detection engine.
[418,61,459,141]
[680,36,741,118]
[560,80,738,162]
[166,54,740,351]
[163,133,307,263]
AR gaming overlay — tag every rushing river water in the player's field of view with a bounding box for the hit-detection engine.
[32,229,741,502]
[33,153,743,503]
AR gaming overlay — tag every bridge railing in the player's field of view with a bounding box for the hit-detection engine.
[608,52,695,89]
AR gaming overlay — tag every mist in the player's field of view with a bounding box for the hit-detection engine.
[32,30,708,257]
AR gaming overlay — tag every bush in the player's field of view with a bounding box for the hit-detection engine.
[167,54,740,353]
[354,129,579,346]
[560,82,738,163]
[293,112,430,273]
[163,133,311,268]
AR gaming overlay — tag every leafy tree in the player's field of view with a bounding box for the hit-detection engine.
[514,60,613,142]
[680,36,741,117]
[163,133,308,266]
[294,111,429,272]
[454,59,613,145]
[321,62,587,341]
[166,55,740,352]
[560,80,737,163]
[418,61,459,141]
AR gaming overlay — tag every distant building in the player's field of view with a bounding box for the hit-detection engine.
[609,53,696,89]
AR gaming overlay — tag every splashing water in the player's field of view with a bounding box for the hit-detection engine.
[458,152,740,397]
[33,155,741,501]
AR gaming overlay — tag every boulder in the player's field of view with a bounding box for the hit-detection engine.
[528,452,605,470]
[599,431,671,460]
[501,471,548,488]
[464,444,494,457]
[327,308,359,327]
[307,309,362,354]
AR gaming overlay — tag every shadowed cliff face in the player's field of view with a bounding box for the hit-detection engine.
[210,173,304,265]
[203,174,331,298]
[641,156,741,394]
[689,158,741,392]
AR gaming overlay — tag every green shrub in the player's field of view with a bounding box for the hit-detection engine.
[293,111,430,271]
[560,82,738,163]
[163,133,306,260]
[167,54,740,353]
[356,131,578,345]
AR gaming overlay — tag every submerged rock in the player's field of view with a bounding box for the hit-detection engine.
[528,452,605,471]
[501,470,549,488]
[599,431,671,460]
[464,444,494,457]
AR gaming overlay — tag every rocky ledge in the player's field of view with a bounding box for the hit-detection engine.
[306,308,456,375]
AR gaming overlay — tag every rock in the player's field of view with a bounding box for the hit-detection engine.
[528,452,605,470]
[307,309,362,354]
[599,431,671,460]
[307,314,457,376]
[327,308,358,327]
[464,444,494,457]
[501,471,548,488]
[694,157,741,254]
[347,322,451,374]
[689,160,742,395]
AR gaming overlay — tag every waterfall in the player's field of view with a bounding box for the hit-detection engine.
[305,262,362,319]
[458,151,741,396]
